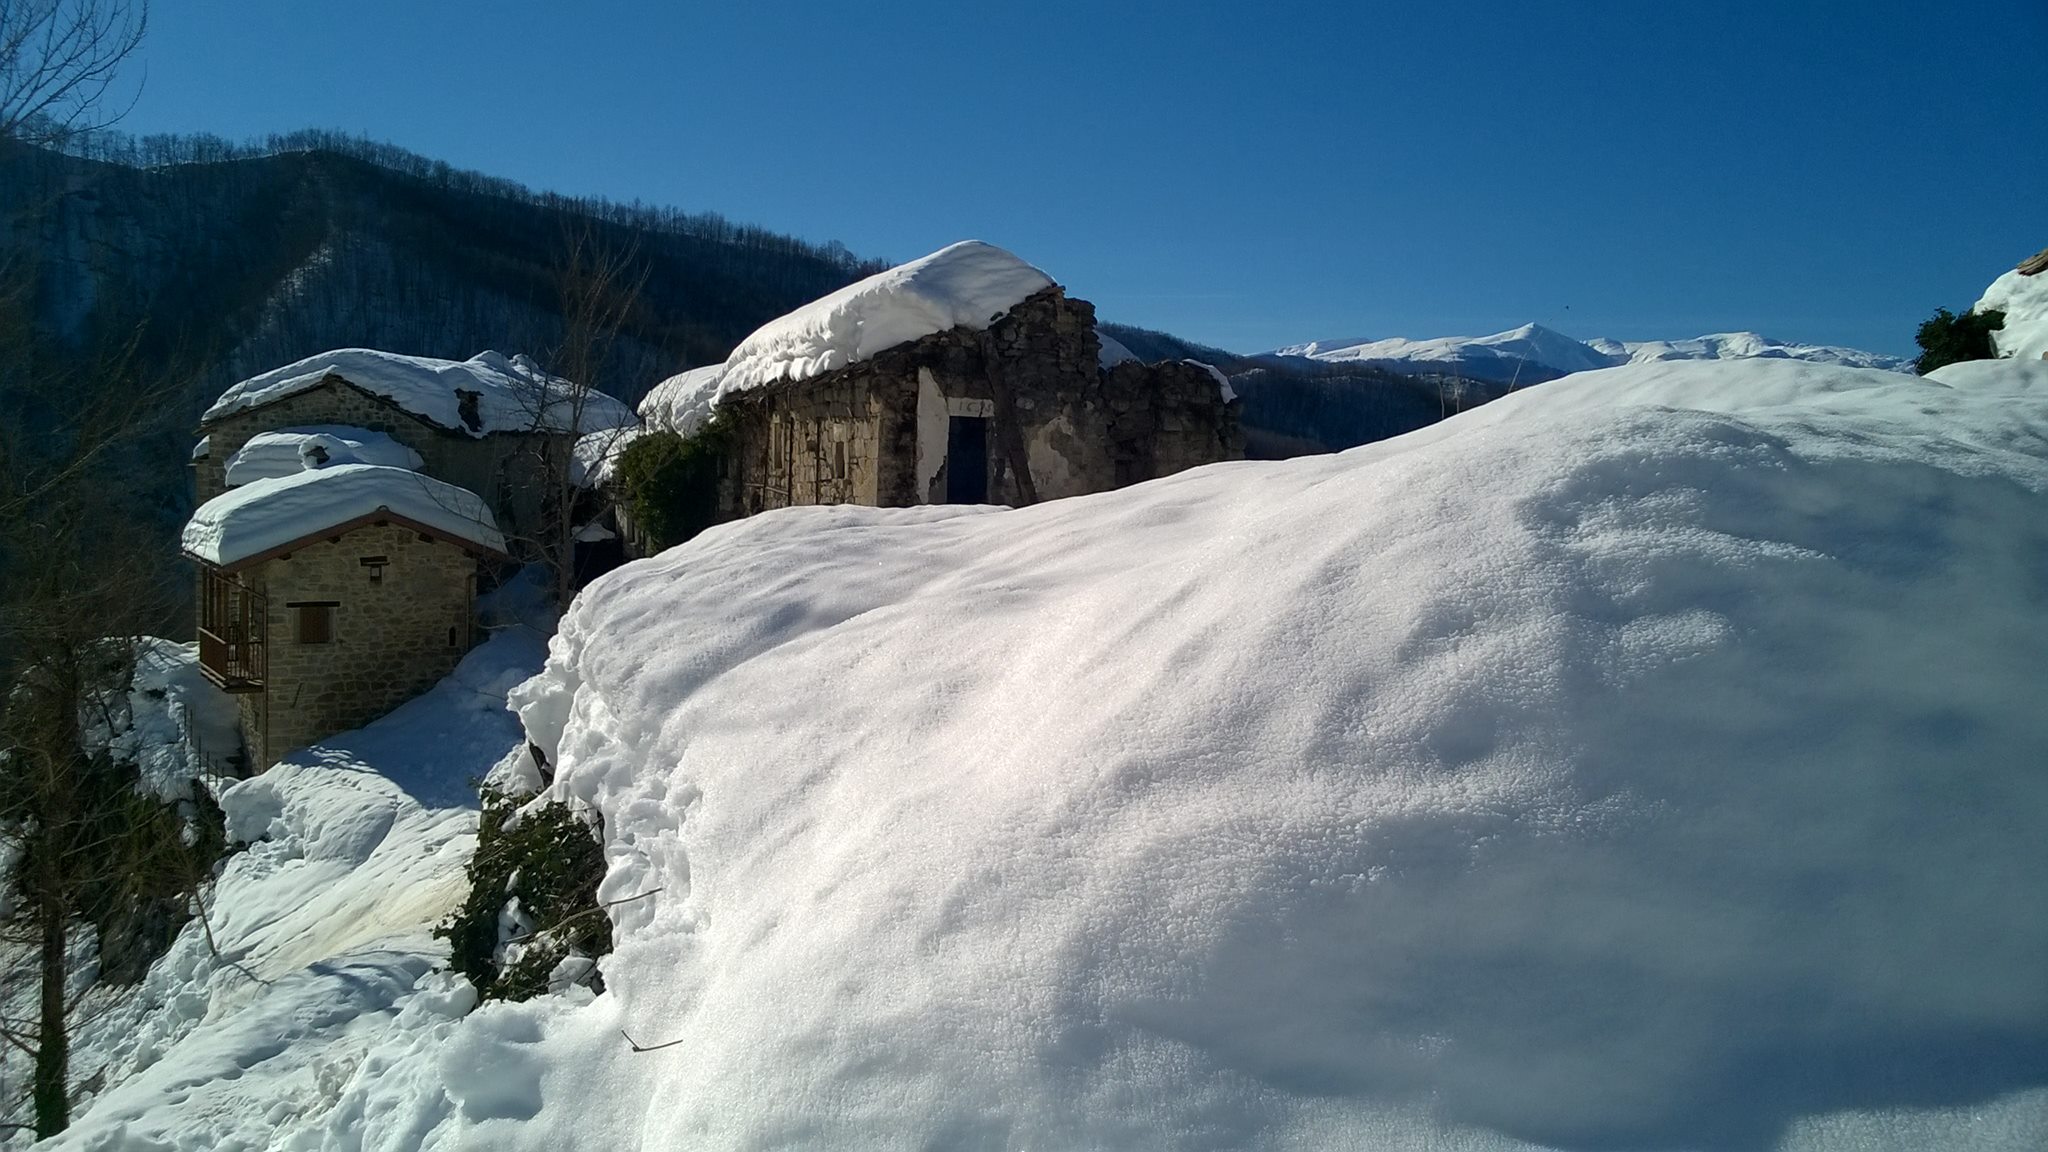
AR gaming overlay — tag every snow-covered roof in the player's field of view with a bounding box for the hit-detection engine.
[182,464,505,568]
[720,241,1055,393]
[202,349,637,438]
[570,425,647,489]
[1978,256,2048,362]
[190,435,211,461]
[637,363,727,436]
[223,426,425,487]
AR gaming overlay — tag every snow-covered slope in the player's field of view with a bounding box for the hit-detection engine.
[1274,325,1910,381]
[53,357,2048,1150]
[31,631,548,1149]
[1977,259,2048,362]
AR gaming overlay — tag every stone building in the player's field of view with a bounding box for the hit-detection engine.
[632,241,1240,528]
[193,349,635,550]
[182,464,507,769]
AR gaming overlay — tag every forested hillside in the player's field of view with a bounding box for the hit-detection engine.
[2,130,880,417]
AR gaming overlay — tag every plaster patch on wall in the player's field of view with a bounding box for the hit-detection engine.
[915,368,948,504]
[1027,415,1086,501]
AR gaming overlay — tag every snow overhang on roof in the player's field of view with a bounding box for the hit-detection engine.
[223,426,425,487]
[181,464,507,570]
[201,349,637,438]
[719,240,1056,394]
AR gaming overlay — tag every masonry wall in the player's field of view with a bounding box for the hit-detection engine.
[195,379,567,550]
[718,286,1241,517]
[237,524,479,766]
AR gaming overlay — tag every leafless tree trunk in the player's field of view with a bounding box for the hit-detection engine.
[527,223,647,605]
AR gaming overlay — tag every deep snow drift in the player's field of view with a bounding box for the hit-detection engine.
[495,356,2047,1149]
[45,357,2048,1150]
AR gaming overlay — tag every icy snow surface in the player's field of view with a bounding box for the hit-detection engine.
[719,240,1053,392]
[495,356,2048,1150]
[29,631,549,1151]
[182,464,504,567]
[1977,262,2048,362]
[202,348,636,437]
[222,425,425,487]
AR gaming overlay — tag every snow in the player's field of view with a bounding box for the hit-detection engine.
[202,349,637,438]
[190,435,210,461]
[182,464,505,568]
[1097,328,1139,368]
[1185,358,1237,403]
[1274,324,1910,381]
[570,425,645,488]
[491,355,2048,1149]
[719,240,1054,392]
[1585,331,1912,371]
[39,355,2048,1149]
[1977,262,2048,362]
[29,631,548,1151]
[1273,322,1617,381]
[636,363,727,436]
[116,639,245,804]
[222,425,425,487]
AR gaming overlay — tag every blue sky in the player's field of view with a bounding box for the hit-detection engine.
[120,1,2044,356]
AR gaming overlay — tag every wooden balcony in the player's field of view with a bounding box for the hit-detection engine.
[197,567,266,693]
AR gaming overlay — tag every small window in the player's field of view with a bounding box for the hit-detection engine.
[834,441,848,480]
[290,602,337,644]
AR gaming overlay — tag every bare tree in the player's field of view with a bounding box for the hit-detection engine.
[526,224,648,605]
[0,0,147,147]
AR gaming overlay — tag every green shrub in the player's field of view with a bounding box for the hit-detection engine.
[1914,307,2005,374]
[614,413,734,552]
[437,789,610,1002]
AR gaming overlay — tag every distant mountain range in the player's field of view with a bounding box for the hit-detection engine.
[1267,323,1911,384]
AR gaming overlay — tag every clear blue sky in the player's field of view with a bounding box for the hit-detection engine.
[118,0,2044,356]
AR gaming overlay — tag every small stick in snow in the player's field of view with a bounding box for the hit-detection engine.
[621,1028,687,1053]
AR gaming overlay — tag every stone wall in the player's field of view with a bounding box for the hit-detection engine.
[236,523,480,766]
[716,286,1241,517]
[195,379,568,551]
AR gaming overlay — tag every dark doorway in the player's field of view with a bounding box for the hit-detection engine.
[947,415,990,503]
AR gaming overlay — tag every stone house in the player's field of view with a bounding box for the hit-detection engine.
[630,241,1240,531]
[193,349,635,551]
[182,464,507,769]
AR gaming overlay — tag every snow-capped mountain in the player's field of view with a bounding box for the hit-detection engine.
[1270,324,1911,382]
[1270,323,1615,384]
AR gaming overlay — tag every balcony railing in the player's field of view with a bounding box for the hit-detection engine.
[197,568,266,692]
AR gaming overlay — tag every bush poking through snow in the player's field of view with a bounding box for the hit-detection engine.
[611,411,733,553]
[1914,306,2005,373]
[436,788,610,1002]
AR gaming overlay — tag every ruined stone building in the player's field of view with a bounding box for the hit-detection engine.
[631,241,1240,527]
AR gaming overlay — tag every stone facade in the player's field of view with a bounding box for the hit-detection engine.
[194,378,565,551]
[229,523,483,767]
[715,287,1240,517]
